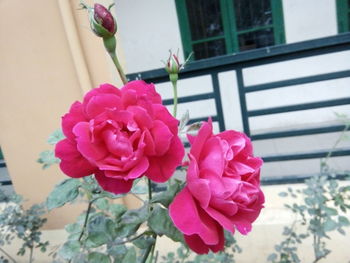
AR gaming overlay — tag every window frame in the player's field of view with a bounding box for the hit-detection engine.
[337,0,349,33]
[175,0,285,60]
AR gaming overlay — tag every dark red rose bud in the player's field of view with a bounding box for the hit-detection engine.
[94,3,116,34]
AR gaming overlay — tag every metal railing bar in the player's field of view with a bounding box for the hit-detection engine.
[261,173,349,185]
[0,160,6,168]
[211,73,226,131]
[126,33,350,81]
[248,98,350,117]
[0,180,12,186]
[236,68,251,136]
[245,70,350,93]
[262,148,350,162]
[162,93,215,105]
[251,125,347,140]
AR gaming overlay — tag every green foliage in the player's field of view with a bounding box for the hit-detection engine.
[160,234,241,263]
[37,129,64,169]
[37,150,60,169]
[151,180,183,207]
[46,178,81,210]
[0,189,49,262]
[87,252,111,263]
[148,205,183,242]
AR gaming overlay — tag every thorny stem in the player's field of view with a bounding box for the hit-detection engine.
[115,231,149,245]
[0,247,17,263]
[78,198,97,242]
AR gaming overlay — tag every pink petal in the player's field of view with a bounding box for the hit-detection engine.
[151,120,173,156]
[83,83,121,106]
[187,178,211,208]
[55,139,96,178]
[169,188,219,245]
[95,171,133,194]
[152,104,179,135]
[122,80,162,104]
[85,94,122,119]
[190,119,213,160]
[199,137,225,177]
[146,136,184,182]
[184,234,209,254]
[127,105,153,129]
[73,122,108,161]
[61,102,87,139]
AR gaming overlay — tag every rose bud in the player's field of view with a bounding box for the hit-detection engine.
[89,3,117,38]
[165,53,182,75]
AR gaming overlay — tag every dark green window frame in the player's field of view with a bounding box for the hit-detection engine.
[337,0,350,33]
[175,0,285,60]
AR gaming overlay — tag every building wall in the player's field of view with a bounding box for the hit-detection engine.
[115,0,350,178]
[0,0,126,228]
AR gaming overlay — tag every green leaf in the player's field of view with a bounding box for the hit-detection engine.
[115,204,149,238]
[37,150,60,169]
[95,198,109,211]
[151,180,182,207]
[58,240,80,260]
[265,252,275,261]
[107,244,127,262]
[278,192,288,197]
[108,204,127,218]
[121,247,136,263]
[47,129,65,145]
[88,252,111,263]
[86,214,116,247]
[323,219,338,232]
[131,179,147,194]
[132,235,155,249]
[338,216,350,226]
[46,179,80,210]
[148,205,183,242]
[324,207,338,216]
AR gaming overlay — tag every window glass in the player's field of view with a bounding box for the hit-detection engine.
[186,0,224,41]
[238,28,274,51]
[234,0,273,31]
[193,39,226,60]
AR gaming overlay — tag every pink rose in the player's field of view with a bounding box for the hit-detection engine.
[55,80,184,194]
[169,119,264,254]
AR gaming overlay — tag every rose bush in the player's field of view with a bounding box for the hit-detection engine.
[169,118,264,254]
[55,80,184,194]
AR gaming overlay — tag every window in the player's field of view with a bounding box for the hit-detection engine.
[175,0,285,60]
[337,0,350,33]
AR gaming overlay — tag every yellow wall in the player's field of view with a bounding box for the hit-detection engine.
[0,0,127,228]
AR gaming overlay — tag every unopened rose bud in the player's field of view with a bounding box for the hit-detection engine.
[89,3,117,38]
[165,53,182,75]
[94,4,116,34]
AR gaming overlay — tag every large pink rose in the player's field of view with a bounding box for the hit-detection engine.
[169,119,264,254]
[55,80,184,194]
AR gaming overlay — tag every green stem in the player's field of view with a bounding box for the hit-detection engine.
[29,246,33,263]
[148,237,157,263]
[78,198,97,242]
[141,244,153,263]
[109,52,128,85]
[148,179,153,201]
[171,80,178,118]
[0,247,17,263]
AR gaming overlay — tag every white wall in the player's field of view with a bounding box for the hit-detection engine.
[282,0,338,43]
[115,0,184,74]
